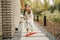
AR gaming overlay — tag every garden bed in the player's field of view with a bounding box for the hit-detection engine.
[39,20,60,40]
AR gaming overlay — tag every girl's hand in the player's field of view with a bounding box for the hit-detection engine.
[24,16,27,20]
[24,17,26,20]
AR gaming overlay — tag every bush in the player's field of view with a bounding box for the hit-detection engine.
[53,18,60,23]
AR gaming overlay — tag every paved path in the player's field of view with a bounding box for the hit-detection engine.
[3,22,56,40]
[21,22,56,40]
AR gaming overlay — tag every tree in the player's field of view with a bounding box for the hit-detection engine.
[20,0,25,10]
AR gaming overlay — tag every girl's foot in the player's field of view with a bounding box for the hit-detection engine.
[26,28,29,33]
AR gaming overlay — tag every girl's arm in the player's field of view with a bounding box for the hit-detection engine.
[24,14,28,20]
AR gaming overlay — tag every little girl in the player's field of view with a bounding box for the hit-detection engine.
[23,4,34,33]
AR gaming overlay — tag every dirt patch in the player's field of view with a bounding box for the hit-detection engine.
[39,20,60,40]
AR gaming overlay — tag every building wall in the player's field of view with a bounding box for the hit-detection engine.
[1,0,13,38]
[0,0,2,36]
[11,0,20,36]
[0,0,20,38]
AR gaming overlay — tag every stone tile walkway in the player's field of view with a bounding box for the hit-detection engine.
[3,22,56,40]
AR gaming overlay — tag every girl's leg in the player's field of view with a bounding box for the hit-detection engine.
[26,28,28,33]
[28,23,33,32]
[26,21,29,33]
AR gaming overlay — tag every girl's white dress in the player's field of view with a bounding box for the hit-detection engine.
[24,11,34,31]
